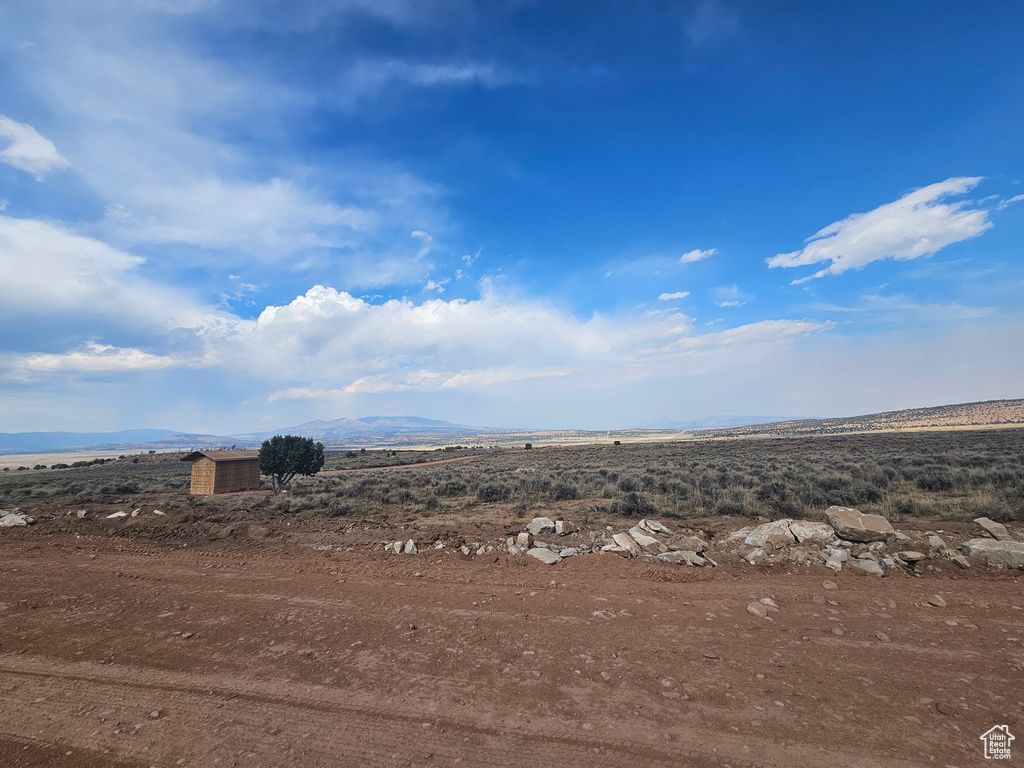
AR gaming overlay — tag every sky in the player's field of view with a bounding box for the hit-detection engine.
[1,0,1022,434]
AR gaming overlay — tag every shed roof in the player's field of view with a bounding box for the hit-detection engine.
[180,450,260,463]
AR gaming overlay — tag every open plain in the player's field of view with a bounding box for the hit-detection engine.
[1,430,1022,767]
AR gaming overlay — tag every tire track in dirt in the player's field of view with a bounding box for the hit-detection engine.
[0,654,929,768]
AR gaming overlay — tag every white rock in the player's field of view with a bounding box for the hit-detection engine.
[516,532,533,548]
[668,535,705,553]
[926,533,948,553]
[746,601,769,618]
[850,558,885,577]
[393,540,404,554]
[559,548,578,558]
[744,520,796,549]
[723,528,753,547]
[788,520,836,544]
[527,517,555,535]
[611,532,642,557]
[403,539,419,555]
[152,510,166,516]
[130,508,142,518]
[759,597,780,610]
[639,519,672,535]
[106,511,128,519]
[944,550,970,569]
[658,550,705,566]
[628,526,667,553]
[744,548,768,564]
[0,513,30,527]
[601,544,632,558]
[961,538,1024,568]
[527,547,562,565]
[554,520,577,536]
[825,550,847,571]
[974,517,1012,541]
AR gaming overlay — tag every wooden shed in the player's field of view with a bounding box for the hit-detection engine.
[180,450,261,495]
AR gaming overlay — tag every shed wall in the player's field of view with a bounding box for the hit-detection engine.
[189,457,260,495]
[189,457,217,494]
[212,459,261,494]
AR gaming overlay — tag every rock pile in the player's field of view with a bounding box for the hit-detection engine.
[0,509,34,527]
[377,506,1020,573]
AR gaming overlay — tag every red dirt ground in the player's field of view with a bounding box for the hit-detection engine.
[0,534,1021,768]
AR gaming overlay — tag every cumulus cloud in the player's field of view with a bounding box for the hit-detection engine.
[767,177,993,284]
[658,291,690,301]
[218,284,829,401]
[679,248,716,264]
[0,115,70,179]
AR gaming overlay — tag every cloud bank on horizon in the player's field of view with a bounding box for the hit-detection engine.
[0,0,1022,433]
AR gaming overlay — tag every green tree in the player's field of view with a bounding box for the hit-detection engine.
[259,435,325,492]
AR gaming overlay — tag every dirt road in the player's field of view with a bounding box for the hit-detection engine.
[0,536,1020,767]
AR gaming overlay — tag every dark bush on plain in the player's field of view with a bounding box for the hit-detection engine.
[477,482,511,503]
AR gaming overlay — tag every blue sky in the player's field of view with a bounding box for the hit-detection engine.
[1,0,1022,433]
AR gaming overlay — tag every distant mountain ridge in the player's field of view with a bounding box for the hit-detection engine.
[1,400,1021,454]
[0,429,181,453]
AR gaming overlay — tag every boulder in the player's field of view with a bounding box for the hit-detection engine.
[850,558,885,577]
[744,519,796,549]
[926,534,948,554]
[611,532,642,557]
[639,519,672,536]
[746,601,769,618]
[628,526,667,554]
[961,538,1024,568]
[559,548,578,558]
[743,547,768,565]
[105,511,128,519]
[403,539,419,555]
[944,550,970,569]
[527,547,562,565]
[527,517,555,535]
[788,520,836,544]
[516,532,533,549]
[824,506,894,543]
[668,535,705,553]
[974,517,1012,542]
[897,550,926,563]
[723,528,752,547]
[657,550,705,566]
[0,512,30,527]
[601,544,632,558]
[825,549,848,572]
[554,520,577,536]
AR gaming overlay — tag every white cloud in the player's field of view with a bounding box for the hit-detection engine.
[216,284,830,403]
[337,59,521,108]
[658,291,690,301]
[711,284,748,308]
[0,214,234,336]
[679,248,716,264]
[0,115,70,179]
[5,9,448,271]
[767,177,993,284]
[424,278,450,294]
[8,342,184,376]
